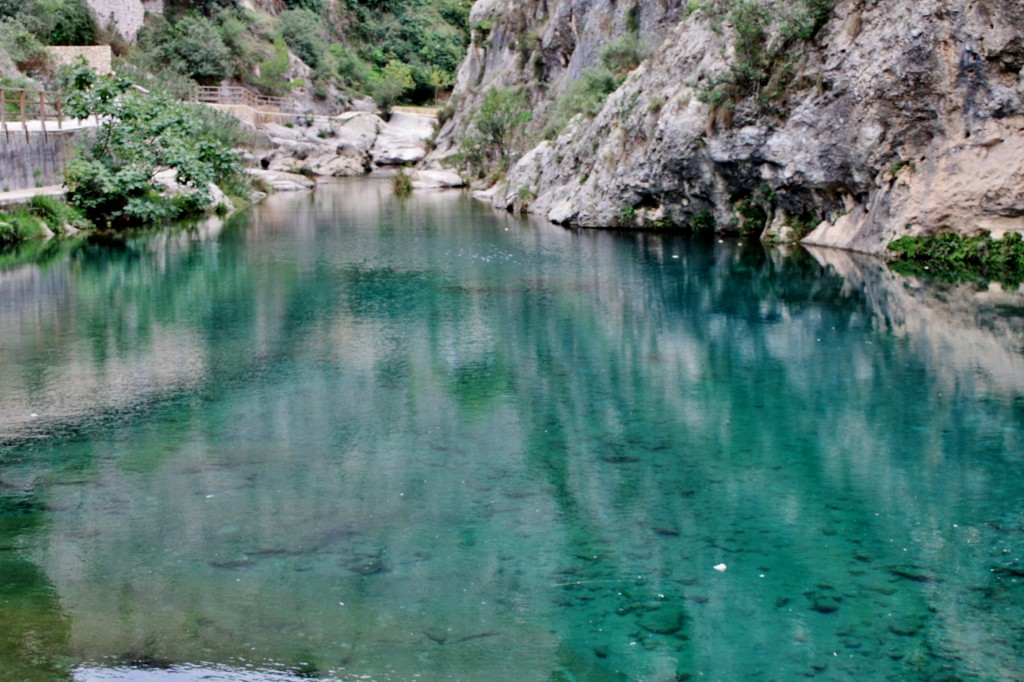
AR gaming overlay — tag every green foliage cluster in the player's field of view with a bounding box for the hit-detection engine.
[697,0,835,119]
[0,18,49,74]
[25,194,88,233]
[0,208,46,246]
[543,30,649,138]
[888,232,1024,286]
[0,0,95,44]
[0,193,86,247]
[62,65,247,227]
[279,8,325,70]
[600,34,647,78]
[454,85,531,177]
[340,0,471,103]
[393,166,413,196]
[369,59,414,116]
[691,210,717,233]
[153,14,232,84]
[0,0,469,109]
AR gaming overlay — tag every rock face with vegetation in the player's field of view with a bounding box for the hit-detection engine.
[430,0,1024,254]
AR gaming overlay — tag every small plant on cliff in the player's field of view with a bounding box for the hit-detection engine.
[690,210,717,234]
[454,85,531,177]
[698,0,836,123]
[62,66,246,228]
[543,66,620,139]
[600,34,647,78]
[514,185,537,214]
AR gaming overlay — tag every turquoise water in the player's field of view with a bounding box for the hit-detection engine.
[1,180,1023,681]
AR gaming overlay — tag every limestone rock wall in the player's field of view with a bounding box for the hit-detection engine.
[84,0,163,40]
[431,0,1024,254]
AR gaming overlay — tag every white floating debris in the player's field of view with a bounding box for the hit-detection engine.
[672,255,679,259]
[206,495,215,499]
[30,413,38,418]
[713,563,728,572]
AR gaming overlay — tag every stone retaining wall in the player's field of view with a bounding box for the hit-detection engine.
[46,46,113,74]
[0,130,80,192]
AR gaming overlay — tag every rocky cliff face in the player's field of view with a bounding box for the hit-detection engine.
[430,0,1024,254]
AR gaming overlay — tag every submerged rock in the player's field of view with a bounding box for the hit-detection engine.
[637,604,685,635]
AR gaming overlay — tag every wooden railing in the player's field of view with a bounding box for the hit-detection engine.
[0,88,67,142]
[193,86,294,112]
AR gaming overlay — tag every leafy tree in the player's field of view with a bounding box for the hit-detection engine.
[279,8,325,69]
[49,0,96,45]
[456,85,532,176]
[62,65,246,227]
[370,59,413,116]
[0,18,48,73]
[157,14,231,84]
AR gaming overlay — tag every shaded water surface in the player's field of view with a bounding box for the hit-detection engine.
[1,180,1023,681]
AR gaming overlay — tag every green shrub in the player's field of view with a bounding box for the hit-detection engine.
[26,194,88,233]
[698,0,836,118]
[625,4,641,33]
[253,38,291,94]
[49,0,96,45]
[544,66,620,138]
[600,34,646,77]
[347,0,471,103]
[454,85,531,177]
[370,59,414,116]
[157,14,231,84]
[691,210,717,234]
[0,209,45,245]
[393,167,413,196]
[284,0,322,14]
[63,68,246,227]
[0,18,48,73]
[279,8,325,69]
[332,44,371,89]
[888,232,1024,286]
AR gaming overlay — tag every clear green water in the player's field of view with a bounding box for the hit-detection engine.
[1,180,1023,682]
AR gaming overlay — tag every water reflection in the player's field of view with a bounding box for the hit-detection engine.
[1,180,1023,681]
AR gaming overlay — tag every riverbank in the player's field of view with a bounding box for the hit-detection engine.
[0,185,65,208]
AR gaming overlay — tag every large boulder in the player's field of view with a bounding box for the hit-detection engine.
[410,169,466,189]
[247,169,315,192]
[371,111,436,166]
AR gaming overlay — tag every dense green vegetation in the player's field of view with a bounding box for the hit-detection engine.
[0,0,471,108]
[62,65,249,227]
[696,0,835,122]
[0,195,87,245]
[888,233,1024,286]
[455,86,532,178]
